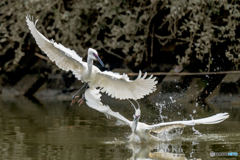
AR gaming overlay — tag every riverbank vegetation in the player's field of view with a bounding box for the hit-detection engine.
[1,0,240,85]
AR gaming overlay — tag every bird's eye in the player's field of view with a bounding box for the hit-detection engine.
[93,53,98,58]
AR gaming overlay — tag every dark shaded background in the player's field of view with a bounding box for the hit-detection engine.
[1,0,240,88]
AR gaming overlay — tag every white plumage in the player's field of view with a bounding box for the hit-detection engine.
[26,15,157,100]
[85,88,229,143]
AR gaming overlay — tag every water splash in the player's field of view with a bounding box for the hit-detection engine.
[157,102,168,122]
[152,141,183,154]
[192,127,202,135]
[104,138,126,144]
[156,128,184,142]
[190,148,195,158]
[189,114,202,135]
[127,141,186,159]
[169,96,176,103]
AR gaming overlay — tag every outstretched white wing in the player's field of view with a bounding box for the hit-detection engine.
[96,70,157,100]
[26,15,86,80]
[85,88,132,126]
[147,113,229,133]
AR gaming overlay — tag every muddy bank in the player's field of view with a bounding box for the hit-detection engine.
[1,70,240,107]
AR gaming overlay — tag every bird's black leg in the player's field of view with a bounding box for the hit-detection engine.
[78,84,89,106]
[78,94,85,106]
[71,83,87,105]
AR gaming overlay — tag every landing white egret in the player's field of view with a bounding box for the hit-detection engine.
[85,88,229,143]
[26,15,157,104]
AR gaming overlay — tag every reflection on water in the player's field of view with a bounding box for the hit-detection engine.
[0,96,239,159]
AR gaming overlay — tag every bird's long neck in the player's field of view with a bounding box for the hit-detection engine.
[87,57,93,76]
[132,120,139,133]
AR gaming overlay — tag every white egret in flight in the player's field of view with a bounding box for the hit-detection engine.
[26,15,157,104]
[85,88,229,143]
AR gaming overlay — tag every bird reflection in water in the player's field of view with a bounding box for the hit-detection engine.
[127,141,202,160]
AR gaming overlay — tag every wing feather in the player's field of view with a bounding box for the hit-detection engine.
[26,15,86,80]
[148,113,229,132]
[26,15,157,99]
[96,70,157,100]
[85,88,132,125]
